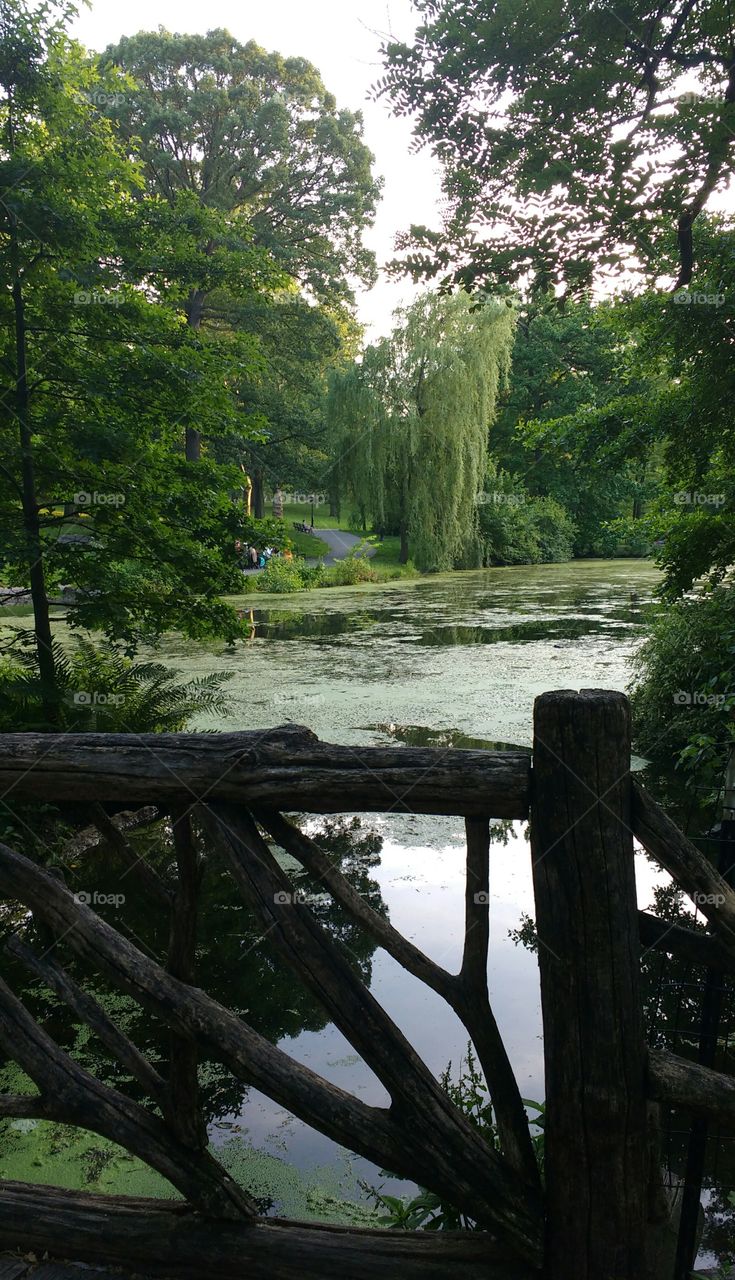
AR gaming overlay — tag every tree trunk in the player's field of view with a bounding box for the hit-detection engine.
[399,525,409,564]
[184,289,206,462]
[10,213,56,721]
[252,466,265,518]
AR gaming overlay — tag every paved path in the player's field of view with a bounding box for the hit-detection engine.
[240,527,374,574]
[308,528,374,567]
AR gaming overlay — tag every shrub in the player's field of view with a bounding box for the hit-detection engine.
[630,585,735,781]
[327,554,378,586]
[256,557,307,594]
[476,468,576,566]
[0,634,231,732]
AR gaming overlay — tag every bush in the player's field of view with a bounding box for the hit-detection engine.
[476,468,576,565]
[299,562,328,588]
[326,553,378,586]
[0,634,232,732]
[630,585,735,780]
[256,557,307,594]
[238,515,288,551]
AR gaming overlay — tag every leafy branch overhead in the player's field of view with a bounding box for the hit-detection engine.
[378,0,735,294]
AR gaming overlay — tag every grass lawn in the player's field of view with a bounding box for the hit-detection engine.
[289,527,331,557]
[368,536,418,578]
[281,502,363,533]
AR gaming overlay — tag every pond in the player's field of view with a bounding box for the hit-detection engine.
[3,557,732,1261]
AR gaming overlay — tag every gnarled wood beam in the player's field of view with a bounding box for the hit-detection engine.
[638,910,735,975]
[0,839,471,1211]
[0,729,531,817]
[258,809,539,1193]
[5,934,166,1107]
[0,973,255,1220]
[649,1049,735,1128]
[0,1182,540,1280]
[205,804,542,1261]
[91,802,172,909]
[633,779,735,949]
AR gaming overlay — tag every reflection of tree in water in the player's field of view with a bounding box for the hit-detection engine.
[247,610,376,641]
[2,814,386,1123]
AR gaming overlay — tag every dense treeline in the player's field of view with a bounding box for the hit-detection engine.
[0,0,377,722]
[374,0,735,779]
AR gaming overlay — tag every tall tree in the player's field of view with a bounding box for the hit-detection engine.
[0,2,265,713]
[491,300,660,553]
[100,29,381,460]
[216,293,359,517]
[331,291,516,570]
[379,0,735,294]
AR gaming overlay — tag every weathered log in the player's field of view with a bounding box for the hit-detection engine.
[648,1049,735,1128]
[61,805,160,861]
[0,1182,539,1280]
[633,780,735,949]
[258,809,457,1000]
[0,974,255,1220]
[5,935,167,1107]
[531,690,649,1279]
[0,1094,53,1119]
[166,808,206,1150]
[458,817,541,1192]
[638,910,735,974]
[205,804,542,1261]
[259,809,540,1193]
[0,729,531,817]
[0,838,517,1230]
[91,802,172,909]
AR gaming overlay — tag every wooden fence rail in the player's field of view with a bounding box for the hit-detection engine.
[0,689,732,1279]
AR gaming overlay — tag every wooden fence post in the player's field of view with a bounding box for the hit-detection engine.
[531,689,648,1279]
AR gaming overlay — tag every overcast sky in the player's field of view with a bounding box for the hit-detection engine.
[71,0,442,339]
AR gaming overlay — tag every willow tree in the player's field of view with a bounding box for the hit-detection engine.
[331,292,516,569]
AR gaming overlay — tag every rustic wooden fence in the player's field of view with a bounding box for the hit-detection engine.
[0,689,733,1279]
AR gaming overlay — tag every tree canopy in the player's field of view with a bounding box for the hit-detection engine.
[379,0,735,294]
[101,28,381,303]
[331,291,516,570]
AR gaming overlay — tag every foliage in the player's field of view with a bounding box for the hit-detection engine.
[476,466,576,566]
[0,0,266,681]
[364,1045,545,1230]
[256,557,309,595]
[326,550,378,586]
[488,300,662,555]
[330,291,516,570]
[0,633,232,732]
[379,0,735,295]
[253,547,379,594]
[630,586,735,779]
[237,515,289,552]
[101,28,380,303]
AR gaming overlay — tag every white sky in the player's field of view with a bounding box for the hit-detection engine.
[71,0,443,339]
